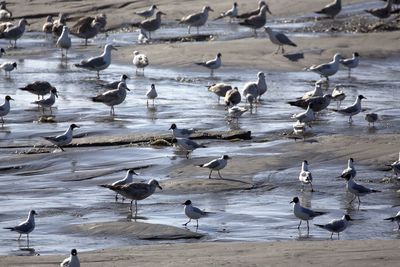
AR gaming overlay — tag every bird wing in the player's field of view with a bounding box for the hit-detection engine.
[181,12,202,24]
[44,133,68,143]
[71,16,94,34]
[338,104,357,114]
[192,206,206,216]
[60,258,70,267]
[204,159,220,169]
[14,220,32,233]
[275,32,296,46]
[236,9,259,19]
[351,182,372,194]
[77,56,106,69]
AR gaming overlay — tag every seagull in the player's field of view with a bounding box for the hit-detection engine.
[133,50,149,75]
[146,84,157,106]
[365,113,378,127]
[74,44,117,78]
[384,211,400,230]
[0,61,16,77]
[245,93,256,110]
[340,52,359,77]
[3,210,37,246]
[171,138,205,158]
[291,104,315,125]
[214,2,238,23]
[314,214,352,239]
[19,81,56,100]
[60,249,80,267]
[340,158,356,180]
[288,94,332,112]
[306,53,342,80]
[169,123,196,138]
[104,74,129,89]
[52,13,68,37]
[228,106,248,123]
[290,197,326,231]
[32,88,58,115]
[195,52,221,77]
[42,15,53,37]
[138,11,166,39]
[0,1,12,21]
[343,176,380,204]
[331,85,346,109]
[264,27,297,54]
[365,0,393,20]
[56,26,71,59]
[70,14,106,45]
[92,82,130,116]
[100,169,138,202]
[42,123,79,151]
[239,5,271,36]
[100,179,162,217]
[137,28,149,44]
[315,0,342,19]
[224,87,241,107]
[236,1,268,19]
[0,18,29,47]
[134,4,157,18]
[0,94,12,123]
[0,47,5,58]
[207,83,232,103]
[179,6,214,34]
[293,120,307,139]
[183,200,208,228]
[387,152,400,178]
[299,160,314,192]
[243,72,267,101]
[198,155,230,179]
[334,95,366,123]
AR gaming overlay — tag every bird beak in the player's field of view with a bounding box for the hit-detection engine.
[290,200,294,203]
[55,92,58,98]
[267,7,272,15]
[210,8,214,12]
[160,12,167,15]
[10,97,14,101]
[168,126,172,130]
[112,46,118,51]
[158,185,163,190]
[125,87,131,91]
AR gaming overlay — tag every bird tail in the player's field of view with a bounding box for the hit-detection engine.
[200,144,207,148]
[197,164,205,168]
[384,217,395,222]
[371,189,381,193]
[99,184,114,189]
[314,224,325,229]
[3,227,15,231]
[315,211,328,216]
[74,63,83,68]
[130,22,141,28]
[91,96,102,102]
[195,62,206,67]
[214,14,225,21]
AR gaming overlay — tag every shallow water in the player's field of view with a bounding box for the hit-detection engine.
[1,7,400,255]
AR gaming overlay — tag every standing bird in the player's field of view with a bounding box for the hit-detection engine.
[315,0,342,19]
[42,124,79,151]
[133,50,149,75]
[0,61,16,77]
[343,176,380,204]
[169,123,196,138]
[365,0,393,21]
[92,82,130,116]
[332,86,346,109]
[138,11,166,40]
[32,88,58,115]
[19,81,56,100]
[0,1,12,21]
[224,87,241,107]
[100,179,162,217]
[74,44,117,78]
[340,52,359,77]
[237,1,267,19]
[60,249,80,267]
[146,84,158,106]
[195,52,221,77]
[70,16,104,46]
[299,160,314,192]
[42,15,53,37]
[387,152,400,178]
[239,5,271,36]
[179,6,214,34]
[334,95,366,123]
[365,113,378,127]
[198,155,230,179]
[264,27,297,54]
[340,158,356,180]
[4,210,37,246]
[314,214,352,239]
[291,104,315,125]
[100,169,138,202]
[0,95,12,124]
[134,4,157,18]
[214,2,238,23]
[52,13,68,37]
[207,83,232,104]
[384,211,400,230]
[306,53,342,80]
[243,72,267,102]
[104,74,129,89]
[183,200,208,228]
[290,197,326,231]
[288,94,332,113]
[228,106,248,123]
[300,80,324,100]
[171,138,205,158]
[56,26,71,59]
[0,18,29,48]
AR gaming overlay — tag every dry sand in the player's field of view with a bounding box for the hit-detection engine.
[2,0,400,265]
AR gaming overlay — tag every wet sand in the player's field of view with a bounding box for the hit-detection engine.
[1,0,400,264]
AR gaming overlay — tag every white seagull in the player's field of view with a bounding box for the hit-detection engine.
[0,61,16,77]
[291,104,315,125]
[74,44,117,78]
[3,210,37,246]
[340,158,356,180]
[264,27,297,54]
[195,52,221,77]
[169,123,196,138]
[334,94,366,123]
[198,155,230,179]
[60,249,80,267]
[228,106,248,123]
[388,152,400,178]
[384,211,400,230]
[343,176,380,204]
[307,53,342,80]
[179,6,214,34]
[32,88,58,115]
[214,2,238,23]
[290,197,326,231]
[171,137,205,158]
[207,83,232,104]
[183,200,208,228]
[100,169,138,202]
[146,84,157,106]
[133,50,149,75]
[134,4,157,18]
[0,95,13,124]
[340,52,359,77]
[314,214,352,239]
[56,26,71,59]
[43,123,79,151]
[299,160,314,192]
[92,82,130,116]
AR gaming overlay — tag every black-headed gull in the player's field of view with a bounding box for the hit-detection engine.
[60,249,80,267]
[4,210,37,246]
[290,197,326,231]
[198,155,230,179]
[183,200,208,228]
[0,95,13,124]
[314,214,352,239]
[43,123,79,151]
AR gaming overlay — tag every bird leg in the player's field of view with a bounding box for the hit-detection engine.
[27,234,29,248]
[188,26,191,34]
[297,220,302,229]
[357,196,361,203]
[281,46,285,54]
[130,200,133,212]
[348,116,353,124]
[349,195,357,204]
[208,169,213,179]
[17,234,21,241]
[196,219,199,228]
[310,182,314,192]
[183,218,191,226]
[115,193,118,202]
[337,233,340,240]
[274,46,280,54]
[135,200,138,217]
[218,170,223,179]
[97,71,100,79]
[306,220,309,231]
[58,145,65,152]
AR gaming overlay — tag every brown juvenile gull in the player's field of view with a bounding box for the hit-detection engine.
[365,0,393,20]
[238,5,271,36]
[224,87,241,107]
[133,50,149,75]
[264,27,297,54]
[52,13,68,37]
[288,94,332,112]
[138,11,165,40]
[179,6,214,34]
[92,82,130,116]
[74,44,117,78]
[315,0,342,19]
[70,14,107,46]
[236,1,268,19]
[0,18,29,48]
[0,1,12,21]
[100,179,162,216]
[207,83,232,104]
[365,113,378,127]
[134,4,157,18]
[19,81,56,100]
[42,15,53,37]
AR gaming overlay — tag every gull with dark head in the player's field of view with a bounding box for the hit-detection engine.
[4,210,37,246]
[290,197,326,231]
[32,88,58,115]
[75,44,117,78]
[134,4,157,18]
[384,211,400,230]
[214,2,238,23]
[183,200,208,228]
[169,123,196,138]
[198,155,230,179]
[334,95,366,123]
[0,61,16,77]
[105,74,129,89]
[314,214,352,239]
[387,152,400,178]
[92,82,130,116]
[195,52,221,77]
[340,52,359,77]
[60,249,80,267]
[0,95,12,124]
[43,124,79,151]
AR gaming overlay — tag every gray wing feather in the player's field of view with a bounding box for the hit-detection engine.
[79,56,105,68]
[276,33,296,46]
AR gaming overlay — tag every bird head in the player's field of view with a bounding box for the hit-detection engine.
[290,197,299,204]
[5,95,13,101]
[149,179,162,190]
[51,88,58,98]
[169,123,177,130]
[71,249,78,256]
[204,6,214,12]
[344,214,353,221]
[70,124,79,130]
[358,95,366,100]
[223,155,231,160]
[183,200,192,206]
[128,169,138,175]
